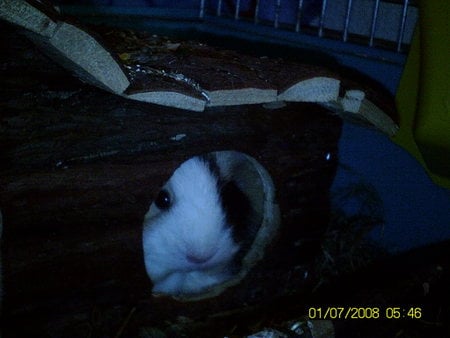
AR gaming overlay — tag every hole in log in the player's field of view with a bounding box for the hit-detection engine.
[142,150,280,301]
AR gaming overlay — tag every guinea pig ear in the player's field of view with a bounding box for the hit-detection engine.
[215,150,279,252]
[220,180,251,228]
[220,180,257,251]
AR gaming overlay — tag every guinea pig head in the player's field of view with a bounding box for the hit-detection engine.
[142,156,241,296]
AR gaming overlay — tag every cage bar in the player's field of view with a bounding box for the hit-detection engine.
[343,0,353,42]
[295,0,304,33]
[396,0,409,52]
[274,0,282,29]
[369,0,381,47]
[193,0,415,53]
[318,0,328,38]
[235,0,241,20]
[199,0,205,19]
[254,0,261,24]
[216,0,223,17]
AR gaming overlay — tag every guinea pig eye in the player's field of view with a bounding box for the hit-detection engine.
[155,189,172,210]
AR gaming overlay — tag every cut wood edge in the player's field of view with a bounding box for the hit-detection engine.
[0,1,130,95]
[44,22,130,94]
[321,89,399,136]
[125,91,206,112]
[341,89,398,136]
[356,98,399,136]
[0,0,57,37]
[206,88,278,107]
[0,1,398,134]
[341,89,366,113]
[277,77,340,103]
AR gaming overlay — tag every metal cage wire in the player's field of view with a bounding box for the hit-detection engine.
[196,0,417,53]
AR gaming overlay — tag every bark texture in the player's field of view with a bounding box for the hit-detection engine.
[0,23,341,337]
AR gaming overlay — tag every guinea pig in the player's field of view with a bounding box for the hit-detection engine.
[142,154,259,297]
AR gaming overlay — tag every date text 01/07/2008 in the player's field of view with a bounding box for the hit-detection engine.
[307,307,422,320]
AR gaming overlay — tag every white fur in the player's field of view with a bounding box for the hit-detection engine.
[142,157,240,296]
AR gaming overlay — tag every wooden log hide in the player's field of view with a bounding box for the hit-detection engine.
[0,23,342,337]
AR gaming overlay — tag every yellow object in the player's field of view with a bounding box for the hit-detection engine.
[394,0,450,189]
[119,52,131,61]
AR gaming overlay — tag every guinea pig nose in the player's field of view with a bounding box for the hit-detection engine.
[186,252,214,264]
